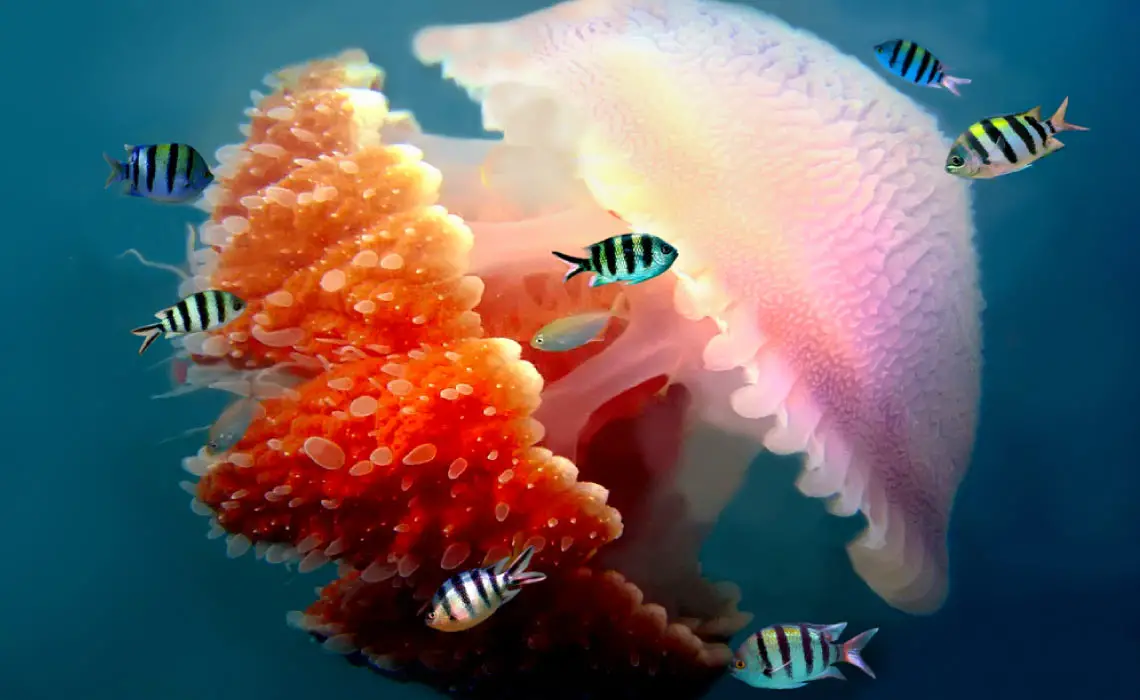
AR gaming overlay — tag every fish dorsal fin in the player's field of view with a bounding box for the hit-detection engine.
[806,622,847,640]
[1026,106,1042,121]
[503,545,536,579]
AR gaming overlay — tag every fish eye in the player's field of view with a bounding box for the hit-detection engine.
[734,659,746,670]
[948,155,964,167]
[426,611,436,620]
[660,243,674,254]
[534,336,544,345]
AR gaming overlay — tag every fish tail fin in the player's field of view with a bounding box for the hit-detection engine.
[1048,97,1089,133]
[551,250,589,282]
[103,152,125,188]
[841,628,878,679]
[940,74,971,97]
[131,323,163,356]
[503,545,546,586]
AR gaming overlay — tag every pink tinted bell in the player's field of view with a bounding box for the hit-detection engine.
[407,0,982,613]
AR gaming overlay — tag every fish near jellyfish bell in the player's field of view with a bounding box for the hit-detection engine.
[413,0,983,613]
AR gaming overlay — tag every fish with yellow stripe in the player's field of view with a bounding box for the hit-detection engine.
[422,545,547,632]
[104,143,214,203]
[730,622,878,690]
[946,97,1089,179]
[552,232,678,287]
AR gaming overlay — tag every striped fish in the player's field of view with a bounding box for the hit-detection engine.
[552,233,678,288]
[947,97,1089,179]
[874,40,971,96]
[104,143,214,203]
[130,289,247,355]
[422,546,546,632]
[730,622,878,690]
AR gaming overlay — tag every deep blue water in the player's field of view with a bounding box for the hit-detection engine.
[3,1,1137,698]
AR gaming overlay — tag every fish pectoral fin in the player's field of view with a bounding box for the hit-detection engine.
[622,271,658,286]
[766,659,792,675]
[822,667,847,681]
[510,572,547,586]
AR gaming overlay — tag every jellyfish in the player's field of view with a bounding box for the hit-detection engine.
[166,0,982,694]
[406,0,982,614]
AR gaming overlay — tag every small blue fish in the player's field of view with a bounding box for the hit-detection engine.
[423,546,547,632]
[731,622,877,690]
[531,295,628,352]
[104,143,214,202]
[158,393,263,455]
[552,233,677,287]
[206,394,262,454]
[873,40,970,96]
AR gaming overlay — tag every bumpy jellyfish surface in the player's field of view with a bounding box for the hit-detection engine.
[410,0,981,613]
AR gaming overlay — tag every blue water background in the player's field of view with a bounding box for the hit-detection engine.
[2,0,1136,698]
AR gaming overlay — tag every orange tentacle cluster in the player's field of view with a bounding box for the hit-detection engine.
[181,49,732,696]
[197,338,621,576]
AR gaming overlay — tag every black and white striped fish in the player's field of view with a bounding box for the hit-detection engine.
[946,97,1089,179]
[131,289,247,355]
[422,545,546,632]
[552,233,678,288]
[873,40,971,96]
[730,622,878,690]
[104,143,214,203]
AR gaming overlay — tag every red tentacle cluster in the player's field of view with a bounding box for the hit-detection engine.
[178,49,736,697]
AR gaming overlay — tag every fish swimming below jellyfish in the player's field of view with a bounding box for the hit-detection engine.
[422,545,547,632]
[409,0,984,614]
[730,622,878,690]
